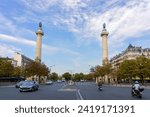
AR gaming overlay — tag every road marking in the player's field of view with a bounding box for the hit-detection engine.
[77,89,83,100]
[0,85,15,88]
[58,88,76,91]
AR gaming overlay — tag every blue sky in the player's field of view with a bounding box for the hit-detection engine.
[0,0,150,74]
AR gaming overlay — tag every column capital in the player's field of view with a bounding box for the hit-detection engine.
[36,30,44,36]
[101,31,109,36]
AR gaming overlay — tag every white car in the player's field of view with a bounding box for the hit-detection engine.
[57,80,62,83]
[45,80,53,85]
[80,79,84,82]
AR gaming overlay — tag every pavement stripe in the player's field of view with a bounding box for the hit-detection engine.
[58,89,76,91]
[0,85,15,88]
[76,89,83,100]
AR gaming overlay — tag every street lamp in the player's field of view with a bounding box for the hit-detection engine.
[49,65,55,74]
[49,65,55,80]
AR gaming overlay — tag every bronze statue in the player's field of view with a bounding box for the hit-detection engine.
[103,23,106,29]
[39,22,42,28]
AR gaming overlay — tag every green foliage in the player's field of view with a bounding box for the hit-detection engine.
[84,73,94,81]
[74,73,84,81]
[0,59,14,77]
[62,72,72,81]
[116,56,150,84]
[117,60,137,82]
[49,72,59,81]
[135,56,150,84]
[91,57,150,84]
[94,64,112,78]
[12,66,22,77]
[24,61,49,83]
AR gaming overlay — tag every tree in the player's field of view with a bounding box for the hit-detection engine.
[12,66,22,77]
[84,73,94,81]
[117,60,137,83]
[135,56,150,84]
[62,72,72,81]
[0,59,14,77]
[110,68,118,84]
[25,61,49,83]
[74,73,84,81]
[94,64,112,78]
[49,72,59,81]
[89,67,95,73]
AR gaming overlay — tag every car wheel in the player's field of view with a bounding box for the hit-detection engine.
[32,88,35,92]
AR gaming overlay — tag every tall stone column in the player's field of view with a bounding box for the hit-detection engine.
[35,22,44,63]
[101,23,109,65]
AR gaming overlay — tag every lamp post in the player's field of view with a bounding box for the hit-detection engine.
[49,65,55,74]
[49,65,55,80]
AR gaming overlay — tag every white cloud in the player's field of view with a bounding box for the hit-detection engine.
[19,0,150,44]
[0,13,17,34]
[0,13,35,37]
[21,0,58,11]
[0,34,80,57]
[18,0,150,60]
[0,34,35,46]
[61,0,88,10]
[0,43,21,57]
[1,0,150,73]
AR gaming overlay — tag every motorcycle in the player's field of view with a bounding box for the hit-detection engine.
[98,85,102,91]
[131,87,144,98]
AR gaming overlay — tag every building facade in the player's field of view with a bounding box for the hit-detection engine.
[110,44,150,68]
[0,57,17,67]
[13,52,33,67]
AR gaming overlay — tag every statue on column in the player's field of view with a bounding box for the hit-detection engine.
[39,22,42,30]
[39,22,42,27]
[103,23,106,31]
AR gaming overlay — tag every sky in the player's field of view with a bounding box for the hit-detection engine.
[0,0,150,75]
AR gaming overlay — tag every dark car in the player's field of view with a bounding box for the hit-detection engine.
[15,81,25,88]
[19,81,39,92]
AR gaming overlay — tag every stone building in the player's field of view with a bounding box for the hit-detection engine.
[13,52,33,68]
[0,57,17,67]
[110,44,150,68]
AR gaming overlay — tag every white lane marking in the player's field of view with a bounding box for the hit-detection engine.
[0,85,15,88]
[58,89,76,91]
[77,89,83,100]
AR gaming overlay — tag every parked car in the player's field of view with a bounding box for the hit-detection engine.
[15,81,25,88]
[57,80,62,83]
[62,79,66,82]
[19,81,39,92]
[80,79,84,82]
[45,80,53,85]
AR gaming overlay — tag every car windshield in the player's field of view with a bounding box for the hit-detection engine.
[22,81,34,85]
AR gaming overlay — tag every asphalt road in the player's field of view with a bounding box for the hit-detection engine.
[0,82,150,100]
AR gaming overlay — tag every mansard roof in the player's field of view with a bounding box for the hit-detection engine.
[110,45,150,62]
